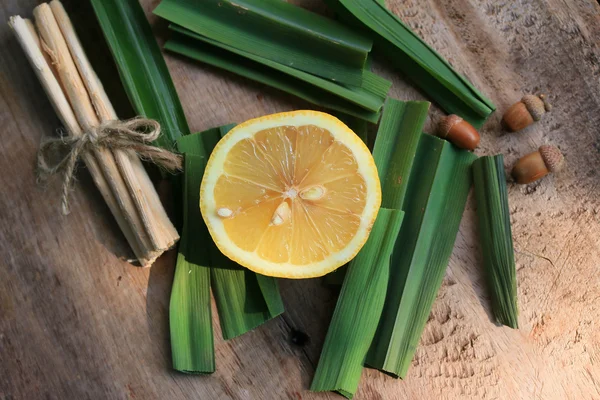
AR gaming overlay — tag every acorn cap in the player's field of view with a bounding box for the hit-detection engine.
[438,114,463,138]
[521,95,549,121]
[539,145,564,172]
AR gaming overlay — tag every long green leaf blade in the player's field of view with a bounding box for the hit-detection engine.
[312,99,429,397]
[311,208,404,398]
[165,35,381,123]
[177,125,284,340]
[473,155,518,328]
[170,154,214,373]
[90,0,190,148]
[154,0,372,86]
[326,0,495,128]
[367,134,477,378]
[169,25,390,113]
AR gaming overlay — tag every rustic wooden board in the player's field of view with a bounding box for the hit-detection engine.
[1,0,599,399]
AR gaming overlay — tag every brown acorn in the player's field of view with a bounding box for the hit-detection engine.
[437,114,480,150]
[511,145,564,184]
[502,94,552,132]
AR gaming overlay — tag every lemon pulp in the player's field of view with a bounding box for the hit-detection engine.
[201,111,381,278]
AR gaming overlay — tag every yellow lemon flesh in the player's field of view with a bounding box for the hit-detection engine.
[200,110,381,278]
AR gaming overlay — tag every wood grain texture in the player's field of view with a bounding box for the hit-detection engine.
[1,0,599,399]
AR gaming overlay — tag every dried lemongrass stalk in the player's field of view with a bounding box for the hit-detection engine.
[9,15,146,261]
[33,4,158,264]
[49,0,178,252]
[33,3,155,252]
[11,3,178,266]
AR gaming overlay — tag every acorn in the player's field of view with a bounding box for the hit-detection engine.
[502,94,552,132]
[511,145,564,184]
[437,114,480,150]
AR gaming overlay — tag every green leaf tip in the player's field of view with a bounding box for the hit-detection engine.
[473,155,518,329]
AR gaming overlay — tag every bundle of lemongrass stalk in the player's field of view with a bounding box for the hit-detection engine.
[9,1,179,267]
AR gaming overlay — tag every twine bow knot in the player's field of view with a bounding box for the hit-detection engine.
[37,118,183,215]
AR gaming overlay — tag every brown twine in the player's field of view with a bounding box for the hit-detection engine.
[37,117,183,215]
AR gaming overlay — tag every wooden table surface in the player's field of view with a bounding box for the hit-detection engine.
[1,0,600,399]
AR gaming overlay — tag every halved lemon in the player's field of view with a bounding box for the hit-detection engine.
[200,110,381,278]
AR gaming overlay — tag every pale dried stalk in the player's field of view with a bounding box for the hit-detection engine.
[8,15,145,262]
[49,0,178,251]
[25,19,66,98]
[32,3,163,266]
